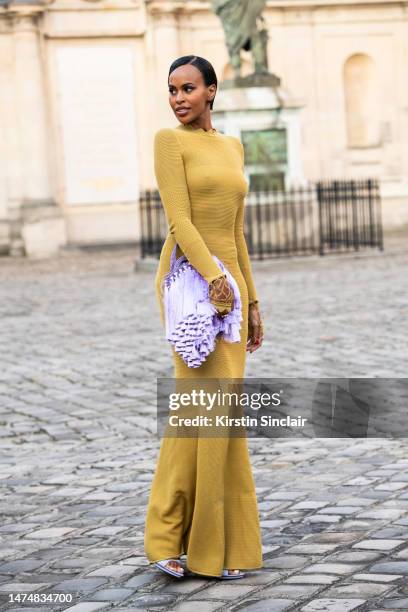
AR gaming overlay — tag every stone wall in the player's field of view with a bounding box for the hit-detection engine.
[0,0,407,257]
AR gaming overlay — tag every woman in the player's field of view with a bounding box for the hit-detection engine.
[144,55,264,580]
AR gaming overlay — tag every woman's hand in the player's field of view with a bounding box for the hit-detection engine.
[247,302,264,353]
[209,274,234,316]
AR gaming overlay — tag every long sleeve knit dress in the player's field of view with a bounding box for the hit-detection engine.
[144,123,263,577]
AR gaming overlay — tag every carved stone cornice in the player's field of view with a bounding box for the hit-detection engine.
[145,0,206,16]
[0,0,54,27]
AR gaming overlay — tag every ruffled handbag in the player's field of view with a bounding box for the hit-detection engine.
[161,243,243,368]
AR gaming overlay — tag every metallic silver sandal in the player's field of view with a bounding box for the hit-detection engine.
[154,558,184,578]
[220,568,245,579]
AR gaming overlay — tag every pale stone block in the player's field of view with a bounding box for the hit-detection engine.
[22,218,67,259]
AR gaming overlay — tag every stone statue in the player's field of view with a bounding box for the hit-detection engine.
[211,0,269,79]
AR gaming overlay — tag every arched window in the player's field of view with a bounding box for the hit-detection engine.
[343,53,380,148]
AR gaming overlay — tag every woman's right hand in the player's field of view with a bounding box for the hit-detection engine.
[208,274,234,316]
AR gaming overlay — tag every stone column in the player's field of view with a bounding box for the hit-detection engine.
[7,0,66,257]
[146,1,181,123]
[0,11,23,255]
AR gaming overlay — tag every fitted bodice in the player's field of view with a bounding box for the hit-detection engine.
[153,123,258,325]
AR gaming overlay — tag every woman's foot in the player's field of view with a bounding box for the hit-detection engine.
[221,568,245,579]
[165,559,184,574]
[154,558,184,578]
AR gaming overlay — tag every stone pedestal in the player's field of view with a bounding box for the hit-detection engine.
[212,74,306,190]
[20,199,66,259]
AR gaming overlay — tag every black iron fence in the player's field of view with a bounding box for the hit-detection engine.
[140,178,383,260]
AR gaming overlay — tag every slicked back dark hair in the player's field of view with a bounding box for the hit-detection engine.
[168,55,217,110]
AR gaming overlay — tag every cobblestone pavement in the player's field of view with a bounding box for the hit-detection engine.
[0,233,407,612]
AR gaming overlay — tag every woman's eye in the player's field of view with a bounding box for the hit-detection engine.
[169,87,193,93]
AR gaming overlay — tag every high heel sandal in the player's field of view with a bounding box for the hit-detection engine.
[220,568,245,579]
[154,558,184,578]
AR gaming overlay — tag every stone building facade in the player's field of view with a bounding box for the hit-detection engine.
[0,0,407,257]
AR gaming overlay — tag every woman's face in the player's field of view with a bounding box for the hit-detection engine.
[168,64,216,124]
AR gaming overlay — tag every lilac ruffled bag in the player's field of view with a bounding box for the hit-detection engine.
[161,244,243,368]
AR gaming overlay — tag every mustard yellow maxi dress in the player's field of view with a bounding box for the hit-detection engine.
[144,123,263,577]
